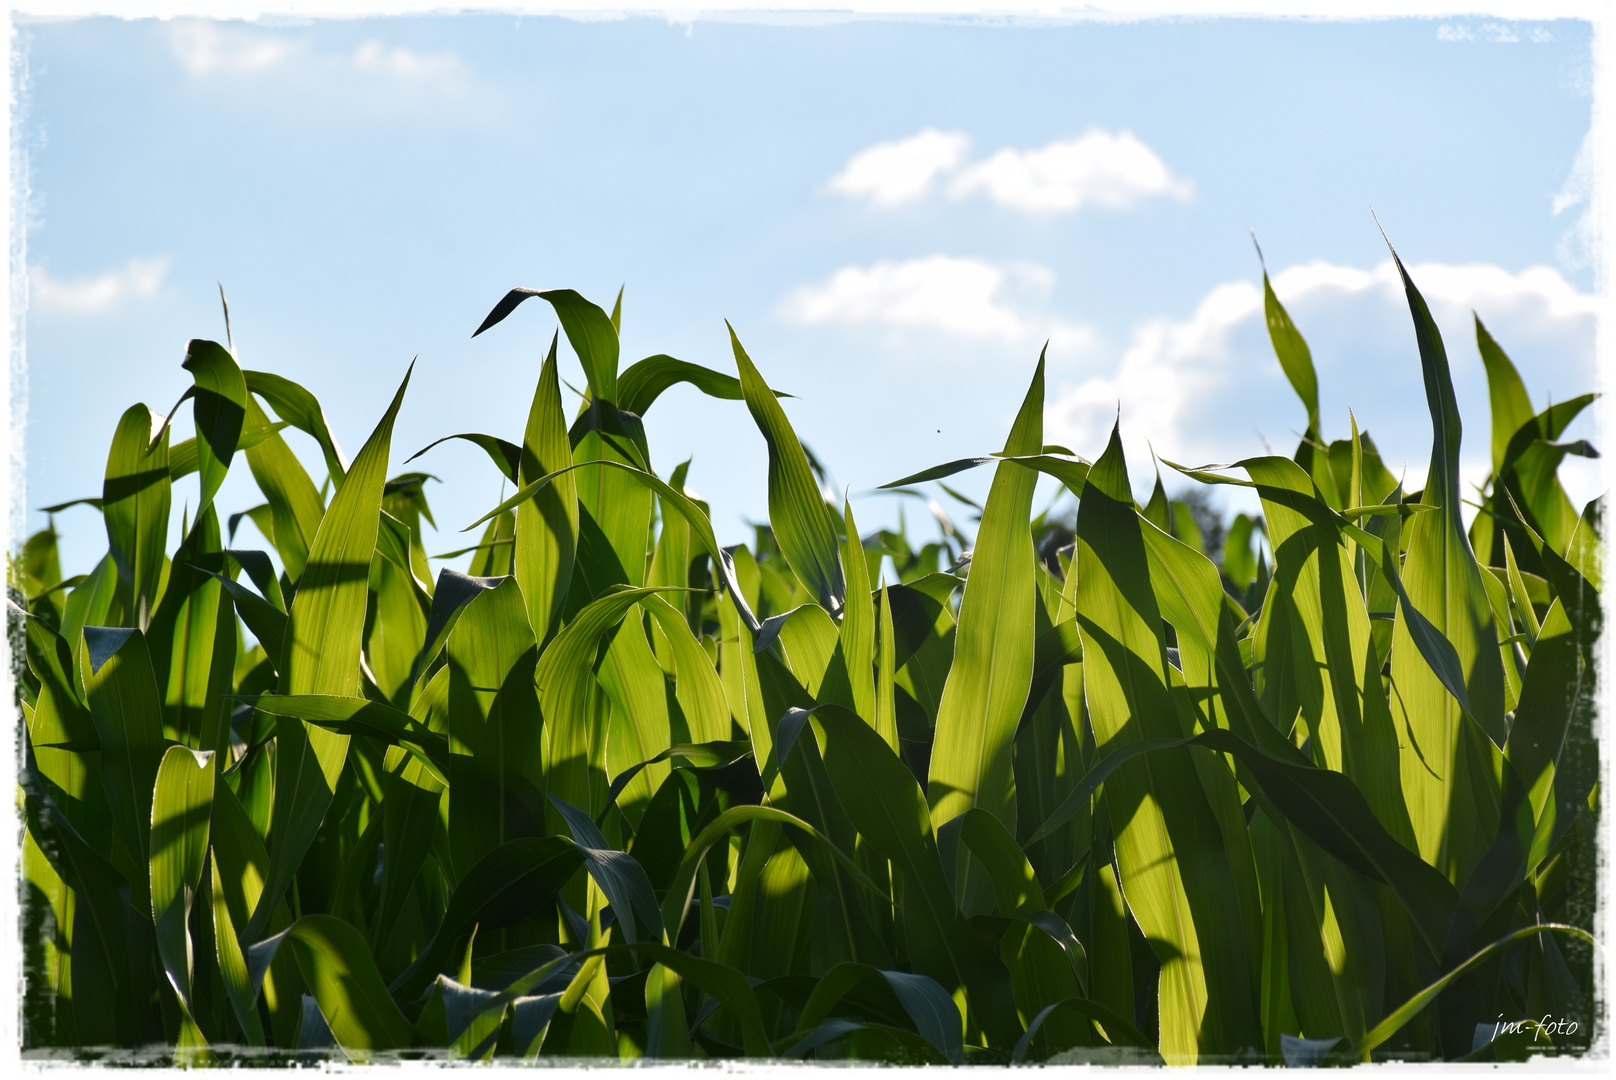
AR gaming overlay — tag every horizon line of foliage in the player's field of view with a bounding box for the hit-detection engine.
[11,233,1602,1065]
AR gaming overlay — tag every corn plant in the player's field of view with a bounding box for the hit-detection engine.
[12,236,1601,1064]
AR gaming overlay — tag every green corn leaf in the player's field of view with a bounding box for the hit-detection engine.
[658,802,885,948]
[1383,245,1507,887]
[445,578,542,878]
[80,626,165,904]
[241,393,325,583]
[149,508,236,753]
[182,339,248,519]
[596,607,673,828]
[1072,421,1260,1062]
[246,364,411,942]
[260,915,415,1058]
[538,585,677,817]
[874,580,899,753]
[641,593,730,741]
[834,499,876,721]
[1475,316,1536,477]
[809,704,1022,1051]
[245,693,449,786]
[465,456,762,634]
[1343,923,1596,1059]
[373,667,449,952]
[795,962,964,1064]
[1012,997,1158,1062]
[547,794,664,944]
[1260,265,1320,436]
[149,745,215,1043]
[388,835,586,1003]
[209,853,265,1045]
[516,333,578,643]
[245,369,348,489]
[729,322,845,614]
[206,569,287,675]
[617,353,793,416]
[406,432,521,481]
[103,404,171,628]
[474,288,620,404]
[927,354,1042,918]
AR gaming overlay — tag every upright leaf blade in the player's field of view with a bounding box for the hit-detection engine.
[247,365,412,941]
[103,404,171,628]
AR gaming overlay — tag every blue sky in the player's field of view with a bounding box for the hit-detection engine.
[15,12,1600,577]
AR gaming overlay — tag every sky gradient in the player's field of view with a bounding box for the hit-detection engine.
[13,11,1600,577]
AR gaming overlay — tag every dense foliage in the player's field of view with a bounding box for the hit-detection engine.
[12,240,1601,1064]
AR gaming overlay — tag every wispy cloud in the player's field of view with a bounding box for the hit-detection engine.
[1553,129,1594,272]
[828,128,970,207]
[168,20,461,84]
[829,128,1189,215]
[950,130,1192,214]
[351,40,462,80]
[29,257,171,315]
[779,255,1093,351]
[1046,258,1597,497]
[170,21,299,76]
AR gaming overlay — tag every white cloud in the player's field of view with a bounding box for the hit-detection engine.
[352,41,461,80]
[29,257,171,315]
[169,21,461,84]
[828,129,970,207]
[170,21,297,76]
[949,129,1192,214]
[779,255,1093,351]
[1046,259,1598,502]
[1553,130,1594,273]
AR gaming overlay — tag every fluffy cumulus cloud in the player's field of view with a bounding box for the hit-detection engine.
[779,255,1093,351]
[949,129,1192,213]
[827,129,971,207]
[29,257,171,315]
[1046,259,1600,504]
[829,128,1189,214]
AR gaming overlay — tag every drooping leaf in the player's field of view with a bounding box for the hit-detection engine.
[729,323,845,614]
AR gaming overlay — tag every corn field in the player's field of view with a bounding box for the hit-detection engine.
[11,236,1602,1065]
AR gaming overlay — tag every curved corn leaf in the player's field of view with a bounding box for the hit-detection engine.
[267,915,414,1058]
[466,456,762,634]
[406,432,521,481]
[245,369,348,488]
[183,339,248,519]
[641,593,731,742]
[242,393,325,582]
[474,288,620,404]
[729,322,844,613]
[617,353,791,416]
[1012,997,1158,1062]
[245,693,449,785]
[795,962,964,1064]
